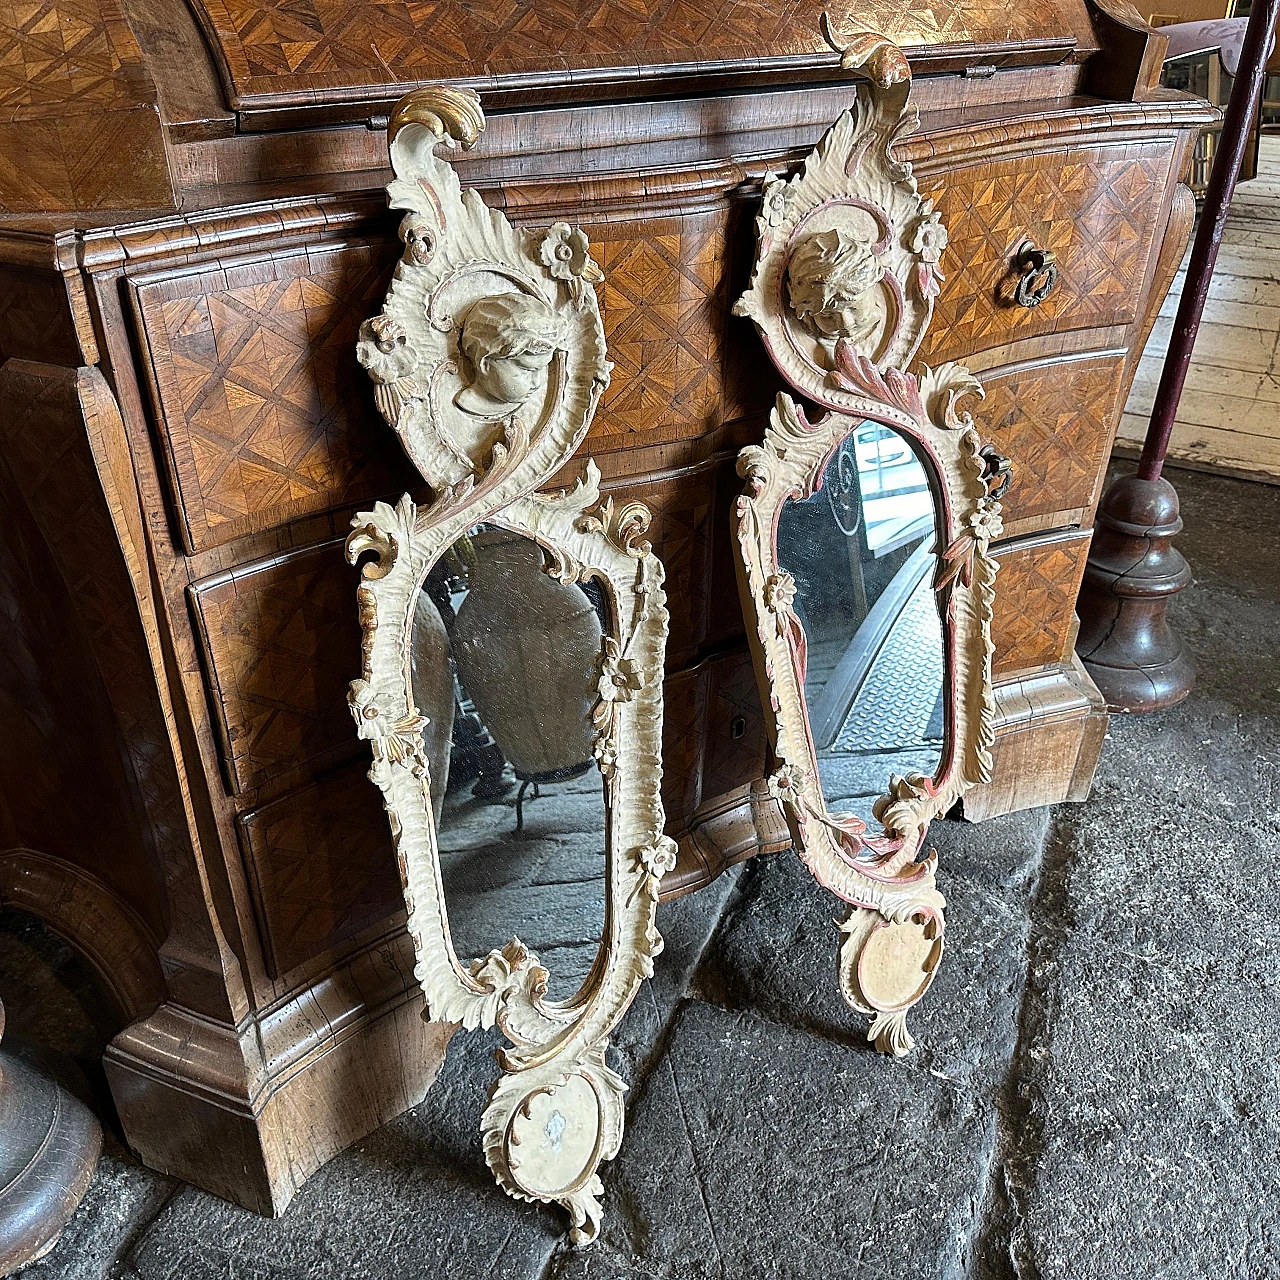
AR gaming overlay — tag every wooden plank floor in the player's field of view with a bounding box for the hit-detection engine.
[1117,133,1280,484]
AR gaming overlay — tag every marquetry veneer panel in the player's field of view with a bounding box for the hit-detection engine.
[0,0,172,211]
[980,354,1126,529]
[132,240,416,554]
[238,761,401,978]
[919,146,1171,366]
[990,531,1092,676]
[188,537,358,796]
[189,0,1072,119]
[662,647,764,821]
[587,211,729,452]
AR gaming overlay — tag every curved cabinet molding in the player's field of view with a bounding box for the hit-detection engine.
[731,42,1005,1055]
[346,86,672,1243]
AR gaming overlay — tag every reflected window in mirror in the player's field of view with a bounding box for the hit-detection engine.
[409,525,609,1000]
[776,422,945,827]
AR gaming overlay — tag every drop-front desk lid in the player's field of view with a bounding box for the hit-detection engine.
[188,0,1098,127]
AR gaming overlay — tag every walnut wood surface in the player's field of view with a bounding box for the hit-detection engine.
[917,143,1174,366]
[0,0,173,212]
[990,529,1094,675]
[980,351,1127,538]
[182,0,1091,127]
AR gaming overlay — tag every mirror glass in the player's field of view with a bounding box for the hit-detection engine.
[410,525,609,1000]
[776,421,945,828]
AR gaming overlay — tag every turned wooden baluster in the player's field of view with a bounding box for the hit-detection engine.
[1078,0,1280,711]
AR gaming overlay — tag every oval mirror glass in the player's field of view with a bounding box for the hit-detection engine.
[775,421,944,827]
[411,525,608,1000]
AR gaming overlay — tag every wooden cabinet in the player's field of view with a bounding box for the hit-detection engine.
[0,0,1214,1216]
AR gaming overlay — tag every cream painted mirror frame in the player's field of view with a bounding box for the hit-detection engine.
[732,30,1010,1056]
[345,87,674,1243]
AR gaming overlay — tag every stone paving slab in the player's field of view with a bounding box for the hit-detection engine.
[5,465,1279,1280]
[979,470,1280,1280]
[548,804,1050,1280]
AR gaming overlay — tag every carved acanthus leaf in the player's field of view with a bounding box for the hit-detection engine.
[345,493,417,580]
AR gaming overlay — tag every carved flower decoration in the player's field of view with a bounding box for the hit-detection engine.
[763,571,797,614]
[639,838,678,880]
[767,763,805,804]
[399,213,436,267]
[347,678,385,739]
[910,204,949,266]
[540,223,604,284]
[598,639,645,704]
[593,735,618,775]
[760,176,794,229]
[356,315,418,384]
[967,498,1004,543]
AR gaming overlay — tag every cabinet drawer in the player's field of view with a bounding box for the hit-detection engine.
[980,352,1126,537]
[990,530,1091,677]
[919,144,1173,366]
[238,760,402,978]
[131,241,415,555]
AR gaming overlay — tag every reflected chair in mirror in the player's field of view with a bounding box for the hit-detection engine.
[732,32,1010,1055]
[344,87,675,1243]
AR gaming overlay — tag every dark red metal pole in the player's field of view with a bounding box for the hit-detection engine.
[1139,0,1280,480]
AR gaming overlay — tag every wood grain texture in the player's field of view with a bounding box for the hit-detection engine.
[990,529,1093,675]
[186,0,1082,124]
[919,145,1173,365]
[0,847,165,1022]
[237,761,401,979]
[961,652,1107,820]
[1119,139,1280,483]
[188,536,359,796]
[0,0,173,210]
[589,211,729,452]
[980,352,1127,536]
[131,240,419,554]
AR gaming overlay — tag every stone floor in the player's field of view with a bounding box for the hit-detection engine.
[5,462,1279,1280]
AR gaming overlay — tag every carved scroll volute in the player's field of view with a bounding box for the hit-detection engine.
[732,39,1005,1055]
[346,90,672,1245]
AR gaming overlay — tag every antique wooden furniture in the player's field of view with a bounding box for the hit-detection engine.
[346,92,674,1241]
[0,997,102,1275]
[0,0,1215,1217]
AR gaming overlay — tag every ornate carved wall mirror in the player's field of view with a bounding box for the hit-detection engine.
[732,32,1010,1056]
[345,87,675,1243]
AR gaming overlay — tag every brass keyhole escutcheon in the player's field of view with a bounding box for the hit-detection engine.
[1014,240,1059,308]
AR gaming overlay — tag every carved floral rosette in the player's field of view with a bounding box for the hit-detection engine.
[345,89,673,1244]
[732,47,1005,1055]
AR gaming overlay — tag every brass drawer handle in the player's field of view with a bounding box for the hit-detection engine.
[1015,241,1059,308]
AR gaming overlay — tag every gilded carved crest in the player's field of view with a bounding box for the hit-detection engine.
[733,37,1007,1054]
[355,85,610,495]
[347,88,671,1243]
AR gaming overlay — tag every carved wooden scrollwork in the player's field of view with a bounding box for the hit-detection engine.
[732,39,1003,1055]
[347,87,671,1243]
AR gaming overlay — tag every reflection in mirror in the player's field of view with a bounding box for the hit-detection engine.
[410,526,608,999]
[776,422,945,827]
